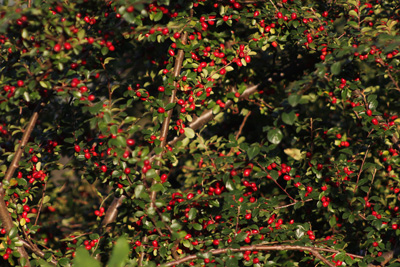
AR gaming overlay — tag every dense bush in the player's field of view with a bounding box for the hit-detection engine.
[0,0,400,266]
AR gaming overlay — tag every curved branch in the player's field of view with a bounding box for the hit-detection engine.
[167,83,260,147]
[0,101,45,267]
[21,238,57,266]
[3,101,44,183]
[101,195,127,228]
[164,244,345,267]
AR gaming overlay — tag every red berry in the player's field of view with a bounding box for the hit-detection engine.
[126,6,134,13]
[127,139,135,146]
[158,107,165,113]
[64,42,72,50]
[366,109,372,116]
[372,118,379,125]
[54,44,61,52]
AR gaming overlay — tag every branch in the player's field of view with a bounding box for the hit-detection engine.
[168,83,260,147]
[101,195,127,228]
[164,244,338,267]
[139,31,189,267]
[235,111,252,140]
[0,197,31,266]
[353,146,370,194]
[3,101,44,183]
[21,232,57,266]
[0,101,45,267]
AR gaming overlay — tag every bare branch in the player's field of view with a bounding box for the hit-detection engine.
[164,244,339,267]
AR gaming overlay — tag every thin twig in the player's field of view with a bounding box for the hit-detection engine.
[353,146,370,193]
[257,163,296,202]
[274,198,313,209]
[34,181,47,226]
[268,0,279,12]
[366,168,377,200]
[235,111,252,140]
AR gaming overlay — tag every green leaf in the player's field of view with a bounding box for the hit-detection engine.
[267,128,283,144]
[153,11,163,22]
[107,237,129,267]
[188,208,197,220]
[9,227,18,239]
[284,148,303,160]
[184,128,195,139]
[150,183,165,192]
[73,247,101,267]
[288,94,301,107]
[135,185,145,198]
[331,61,342,75]
[247,145,260,160]
[104,57,115,65]
[282,111,296,125]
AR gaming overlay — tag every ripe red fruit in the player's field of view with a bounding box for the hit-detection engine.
[214,187,222,195]
[291,12,297,20]
[88,94,95,101]
[152,240,158,247]
[100,165,107,172]
[372,241,378,247]
[245,213,252,220]
[74,145,81,153]
[243,169,251,177]
[126,6,134,13]
[271,41,278,48]
[126,139,135,146]
[366,109,372,116]
[158,107,165,113]
[372,118,379,125]
[17,80,24,87]
[64,42,72,50]
[173,32,181,39]
[322,11,328,17]
[31,155,38,163]
[213,239,219,245]
[54,44,61,52]
[187,193,194,200]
